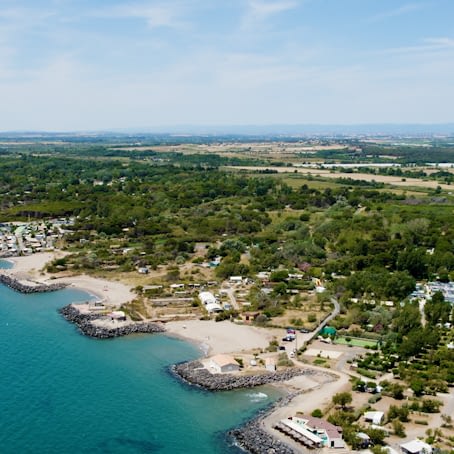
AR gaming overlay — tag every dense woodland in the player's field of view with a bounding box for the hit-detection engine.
[1,144,454,394]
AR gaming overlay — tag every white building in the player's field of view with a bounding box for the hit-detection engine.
[229,276,243,284]
[401,440,433,454]
[265,357,276,372]
[364,411,384,425]
[199,291,216,305]
[209,354,240,373]
[205,302,223,313]
[277,416,344,449]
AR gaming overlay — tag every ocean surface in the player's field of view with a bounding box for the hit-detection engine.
[0,261,281,454]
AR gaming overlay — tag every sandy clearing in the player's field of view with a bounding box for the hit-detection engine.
[304,348,343,359]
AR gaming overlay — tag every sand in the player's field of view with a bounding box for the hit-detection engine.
[3,252,134,307]
[165,319,282,356]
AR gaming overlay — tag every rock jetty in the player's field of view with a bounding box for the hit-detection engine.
[172,360,317,391]
[0,273,67,293]
[230,419,296,454]
[59,304,165,339]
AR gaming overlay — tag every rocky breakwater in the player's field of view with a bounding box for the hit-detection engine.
[59,304,165,339]
[229,418,296,454]
[172,360,318,391]
[0,273,67,293]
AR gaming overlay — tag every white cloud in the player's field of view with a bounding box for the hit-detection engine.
[90,2,188,30]
[378,36,454,56]
[368,2,426,22]
[241,0,298,29]
[248,0,298,19]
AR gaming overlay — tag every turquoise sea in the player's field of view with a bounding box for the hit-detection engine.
[0,261,281,453]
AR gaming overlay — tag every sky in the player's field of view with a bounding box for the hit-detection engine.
[0,0,453,131]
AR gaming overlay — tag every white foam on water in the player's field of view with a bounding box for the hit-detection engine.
[246,392,268,402]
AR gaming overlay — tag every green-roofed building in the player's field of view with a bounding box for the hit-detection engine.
[321,326,336,336]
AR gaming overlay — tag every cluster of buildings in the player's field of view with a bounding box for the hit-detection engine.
[275,416,344,449]
[0,220,69,256]
[411,281,454,304]
[198,291,224,314]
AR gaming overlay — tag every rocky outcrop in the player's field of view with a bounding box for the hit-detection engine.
[172,360,318,391]
[228,391,301,454]
[59,304,165,339]
[229,419,296,454]
[0,273,67,293]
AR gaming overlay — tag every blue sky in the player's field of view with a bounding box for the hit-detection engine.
[0,0,453,131]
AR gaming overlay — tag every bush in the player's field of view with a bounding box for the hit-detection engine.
[392,420,406,437]
[267,339,278,352]
[420,399,442,413]
[368,394,382,404]
[277,353,294,367]
[311,408,323,418]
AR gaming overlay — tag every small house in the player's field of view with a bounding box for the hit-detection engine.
[265,357,276,372]
[108,310,127,321]
[199,291,216,305]
[400,439,433,454]
[229,276,243,284]
[209,355,240,373]
[205,302,223,313]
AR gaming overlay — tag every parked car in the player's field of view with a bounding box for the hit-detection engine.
[282,335,296,342]
[286,328,296,334]
[299,328,310,333]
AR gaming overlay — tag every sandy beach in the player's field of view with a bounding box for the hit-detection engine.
[3,252,134,307]
[165,319,283,356]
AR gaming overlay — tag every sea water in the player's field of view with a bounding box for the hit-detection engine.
[0,271,281,454]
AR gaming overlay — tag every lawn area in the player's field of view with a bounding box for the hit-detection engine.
[334,336,378,348]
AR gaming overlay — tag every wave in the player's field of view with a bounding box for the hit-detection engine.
[246,392,268,402]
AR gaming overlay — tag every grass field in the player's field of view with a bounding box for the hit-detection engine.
[334,336,378,348]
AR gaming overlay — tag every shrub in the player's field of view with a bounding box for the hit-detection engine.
[368,394,382,404]
[420,399,442,413]
[392,420,406,437]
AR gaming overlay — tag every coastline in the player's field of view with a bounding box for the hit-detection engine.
[2,253,135,307]
[0,252,348,453]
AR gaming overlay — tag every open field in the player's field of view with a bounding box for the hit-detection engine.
[334,336,378,348]
[226,166,454,191]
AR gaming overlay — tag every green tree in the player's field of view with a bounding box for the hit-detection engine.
[332,392,352,409]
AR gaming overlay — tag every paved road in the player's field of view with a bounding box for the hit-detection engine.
[307,297,341,343]
[223,286,240,311]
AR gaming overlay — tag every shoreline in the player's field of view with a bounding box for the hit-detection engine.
[1,253,135,308]
[0,252,346,453]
